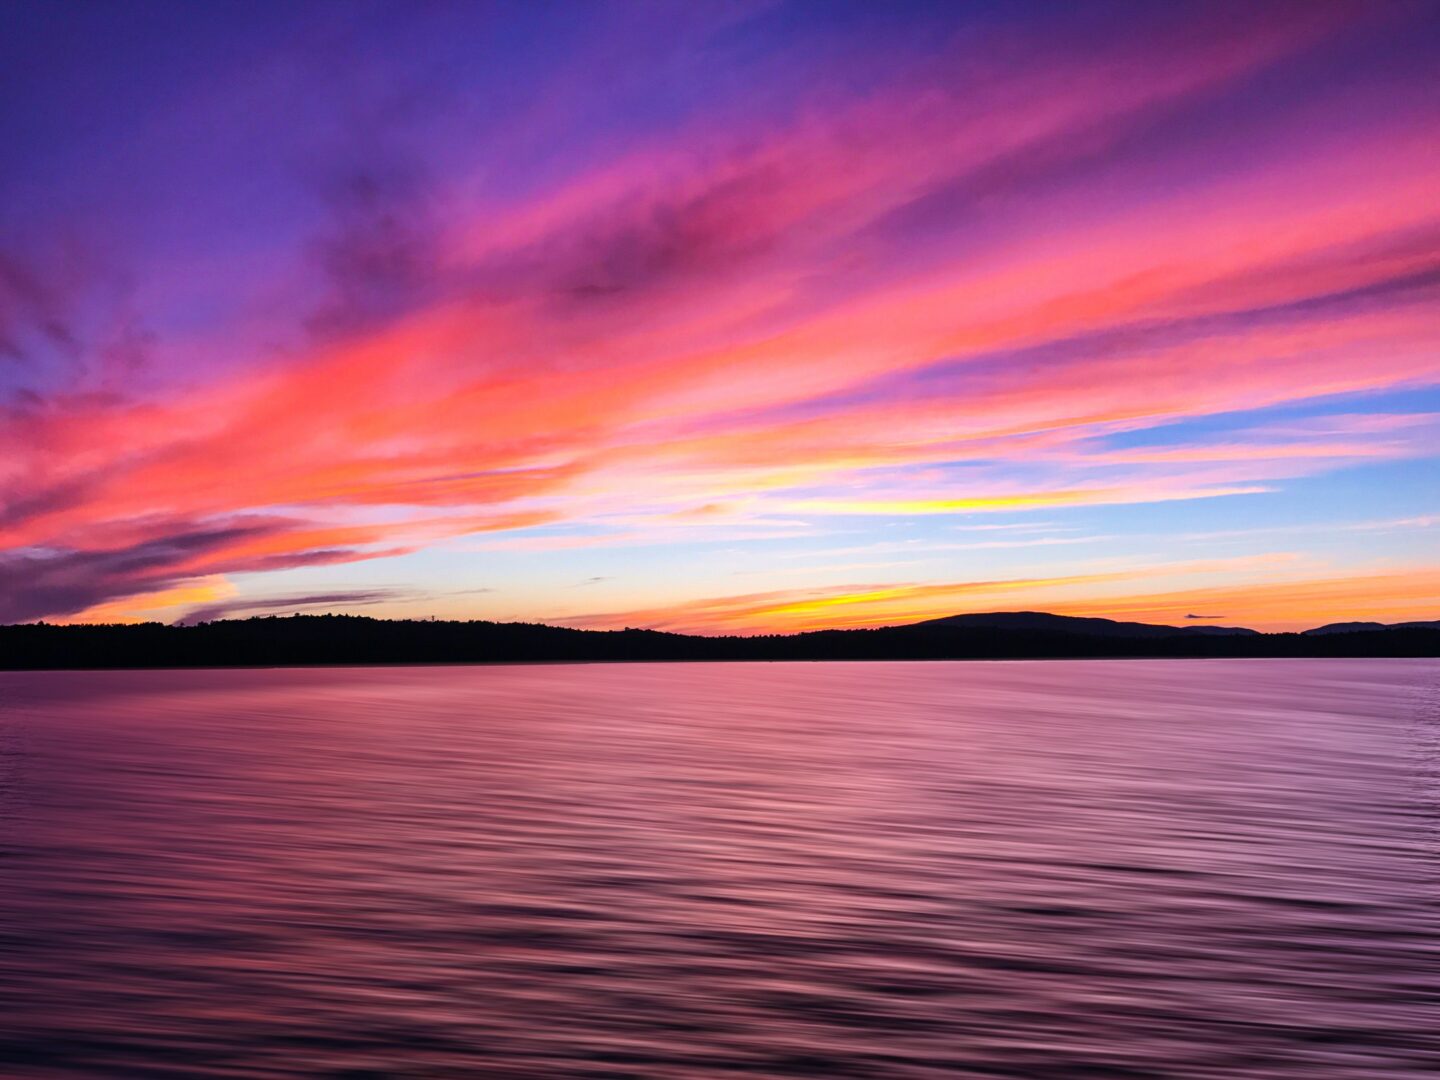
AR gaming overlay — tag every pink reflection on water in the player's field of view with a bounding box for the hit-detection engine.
[1,660,1436,1077]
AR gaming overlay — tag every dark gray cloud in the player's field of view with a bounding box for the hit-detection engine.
[177,589,409,625]
[0,243,162,404]
[306,156,443,337]
[547,167,784,303]
[0,524,270,623]
[0,249,80,365]
[0,517,393,624]
[0,477,95,531]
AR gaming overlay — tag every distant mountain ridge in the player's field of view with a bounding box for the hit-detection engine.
[906,611,1261,638]
[1302,619,1440,636]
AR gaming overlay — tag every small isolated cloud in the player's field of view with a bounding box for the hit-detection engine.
[1184,613,1227,619]
[573,576,611,587]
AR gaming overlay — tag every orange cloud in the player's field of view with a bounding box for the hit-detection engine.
[56,577,237,626]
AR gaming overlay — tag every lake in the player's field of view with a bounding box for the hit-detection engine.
[1,660,1436,1078]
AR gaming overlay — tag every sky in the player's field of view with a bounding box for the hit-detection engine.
[2,0,1438,635]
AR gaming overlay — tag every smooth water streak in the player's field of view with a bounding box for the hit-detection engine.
[2,660,1436,1077]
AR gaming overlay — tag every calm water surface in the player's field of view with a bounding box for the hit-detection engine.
[1,660,1436,1078]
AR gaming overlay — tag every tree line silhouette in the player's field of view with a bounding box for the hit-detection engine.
[2,613,1437,669]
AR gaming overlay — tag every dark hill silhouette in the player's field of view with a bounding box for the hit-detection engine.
[0,611,1436,669]
[1302,619,1440,635]
[908,611,1259,638]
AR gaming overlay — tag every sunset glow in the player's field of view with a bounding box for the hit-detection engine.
[4,1,1438,632]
